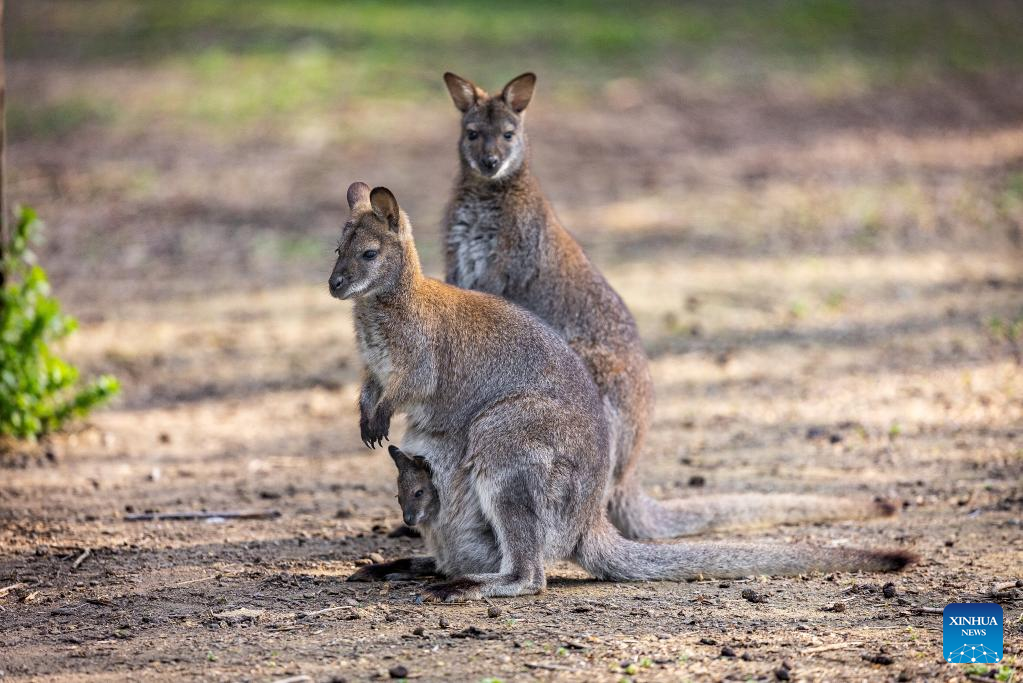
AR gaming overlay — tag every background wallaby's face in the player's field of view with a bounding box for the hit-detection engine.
[444,72,535,180]
[328,183,406,300]
[389,445,439,527]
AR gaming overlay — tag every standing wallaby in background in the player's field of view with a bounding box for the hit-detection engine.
[441,72,897,539]
[332,182,913,601]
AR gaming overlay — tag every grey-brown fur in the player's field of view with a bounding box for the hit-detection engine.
[441,72,897,539]
[331,183,913,601]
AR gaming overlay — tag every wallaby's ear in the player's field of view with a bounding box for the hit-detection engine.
[388,445,408,467]
[370,186,400,232]
[411,455,432,474]
[501,72,536,113]
[444,72,483,112]
[347,181,371,209]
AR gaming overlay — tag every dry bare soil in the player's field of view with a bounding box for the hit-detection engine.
[2,3,1023,681]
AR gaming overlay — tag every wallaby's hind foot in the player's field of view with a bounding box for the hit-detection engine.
[347,556,438,582]
[422,571,545,602]
[610,485,901,540]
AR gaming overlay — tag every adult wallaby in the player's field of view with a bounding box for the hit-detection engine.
[332,182,912,601]
[441,72,896,539]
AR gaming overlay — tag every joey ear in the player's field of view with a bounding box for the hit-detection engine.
[347,181,370,209]
[369,186,400,232]
[388,445,408,466]
[444,72,484,112]
[411,455,432,474]
[501,72,536,113]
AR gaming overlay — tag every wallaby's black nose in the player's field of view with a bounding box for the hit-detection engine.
[482,155,499,171]
[403,514,415,527]
[330,274,344,291]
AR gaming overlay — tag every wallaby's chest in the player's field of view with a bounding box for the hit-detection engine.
[447,198,506,291]
[355,315,392,383]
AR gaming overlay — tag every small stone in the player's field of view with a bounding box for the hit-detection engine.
[335,506,355,519]
[897,672,911,682]
[368,552,385,564]
[828,433,843,444]
[487,605,502,618]
[775,666,791,680]
[741,589,767,603]
[699,637,717,645]
[863,653,894,665]
[388,665,409,679]
[385,612,399,622]
[412,627,425,636]
[944,540,954,547]
[438,617,449,629]
[882,582,897,599]
[1016,579,1022,588]
[720,646,736,658]
[328,677,348,683]
[688,475,706,487]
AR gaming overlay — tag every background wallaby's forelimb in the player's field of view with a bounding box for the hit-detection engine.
[609,485,898,539]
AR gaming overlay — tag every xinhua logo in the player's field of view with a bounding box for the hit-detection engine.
[943,603,1003,664]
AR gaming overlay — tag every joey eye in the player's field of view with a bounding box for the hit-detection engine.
[362,249,378,260]
[414,489,424,498]
[503,131,514,140]
[466,130,479,141]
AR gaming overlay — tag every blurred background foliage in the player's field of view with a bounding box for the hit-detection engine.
[10,0,1023,137]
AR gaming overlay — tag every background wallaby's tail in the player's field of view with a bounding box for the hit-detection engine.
[575,517,915,581]
[609,480,898,540]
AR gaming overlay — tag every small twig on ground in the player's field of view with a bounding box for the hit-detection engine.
[297,605,356,618]
[269,676,312,683]
[911,606,943,614]
[0,582,27,597]
[124,510,281,521]
[524,662,578,672]
[804,642,863,655]
[71,548,91,569]
[170,575,218,587]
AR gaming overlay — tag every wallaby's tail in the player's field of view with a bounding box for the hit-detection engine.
[575,516,915,581]
[609,480,899,540]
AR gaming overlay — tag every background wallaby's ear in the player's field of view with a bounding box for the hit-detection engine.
[369,186,400,232]
[501,72,536,113]
[347,181,370,209]
[388,445,408,467]
[411,455,432,474]
[444,72,482,112]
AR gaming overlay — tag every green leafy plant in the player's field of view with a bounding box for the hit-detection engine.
[0,207,119,440]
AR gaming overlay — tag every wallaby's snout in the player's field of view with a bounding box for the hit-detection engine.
[444,72,536,181]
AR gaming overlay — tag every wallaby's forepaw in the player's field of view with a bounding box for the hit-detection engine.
[360,407,391,448]
[347,561,402,582]
[421,577,483,603]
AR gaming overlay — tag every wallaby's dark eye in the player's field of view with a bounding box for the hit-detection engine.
[362,249,378,260]
[414,489,424,498]
[466,130,479,141]
[503,131,514,140]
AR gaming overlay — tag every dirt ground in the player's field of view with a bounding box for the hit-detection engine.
[3,3,1023,682]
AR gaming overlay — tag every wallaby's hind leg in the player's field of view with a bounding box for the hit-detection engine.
[347,556,438,582]
[423,465,546,602]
